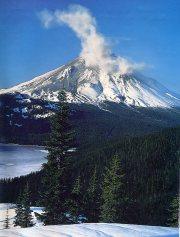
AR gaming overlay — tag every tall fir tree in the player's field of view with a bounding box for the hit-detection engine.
[167,196,179,227]
[14,201,24,227]
[42,90,75,225]
[100,154,126,223]
[14,184,34,228]
[68,175,84,223]
[86,167,101,222]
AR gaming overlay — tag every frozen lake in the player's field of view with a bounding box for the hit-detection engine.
[0,143,47,179]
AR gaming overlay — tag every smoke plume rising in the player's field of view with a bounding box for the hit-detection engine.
[39,5,145,76]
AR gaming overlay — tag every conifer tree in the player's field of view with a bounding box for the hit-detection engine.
[14,202,23,227]
[14,184,34,228]
[42,90,75,225]
[68,175,84,223]
[21,187,34,227]
[4,208,10,229]
[167,196,179,227]
[86,168,101,222]
[100,154,125,223]
[14,192,24,227]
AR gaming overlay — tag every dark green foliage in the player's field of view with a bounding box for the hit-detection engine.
[14,184,34,228]
[100,154,126,222]
[68,176,84,223]
[85,168,101,222]
[1,126,179,226]
[42,91,75,225]
[74,127,179,225]
[14,202,34,228]
[1,92,180,146]
[166,150,179,227]
[0,93,51,145]
[0,171,43,204]
[14,203,24,227]
[167,196,179,227]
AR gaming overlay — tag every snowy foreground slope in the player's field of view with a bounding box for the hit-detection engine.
[0,204,178,237]
[0,223,178,237]
[0,58,179,108]
[0,204,44,230]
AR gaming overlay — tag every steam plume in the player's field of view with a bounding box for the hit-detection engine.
[39,5,145,76]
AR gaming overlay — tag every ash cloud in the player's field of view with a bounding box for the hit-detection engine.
[39,5,146,76]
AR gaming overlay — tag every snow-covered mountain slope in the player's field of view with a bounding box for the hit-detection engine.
[0,58,180,108]
[0,223,178,237]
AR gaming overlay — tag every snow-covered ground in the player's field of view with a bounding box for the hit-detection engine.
[0,204,178,237]
[0,204,16,229]
[0,203,44,230]
[0,223,178,237]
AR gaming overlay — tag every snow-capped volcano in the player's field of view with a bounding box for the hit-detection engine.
[1,58,179,108]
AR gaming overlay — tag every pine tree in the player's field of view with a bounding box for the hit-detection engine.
[68,175,84,223]
[167,196,179,227]
[42,90,75,225]
[86,167,101,222]
[21,184,34,228]
[4,208,10,229]
[14,184,34,228]
[14,191,24,227]
[20,206,34,228]
[100,154,125,223]
[14,203,23,227]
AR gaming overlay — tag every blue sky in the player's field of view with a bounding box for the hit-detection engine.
[0,0,180,93]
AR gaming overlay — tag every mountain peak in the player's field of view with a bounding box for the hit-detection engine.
[0,58,180,108]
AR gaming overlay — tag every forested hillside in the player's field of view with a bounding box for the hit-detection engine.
[1,93,180,146]
[1,126,179,226]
